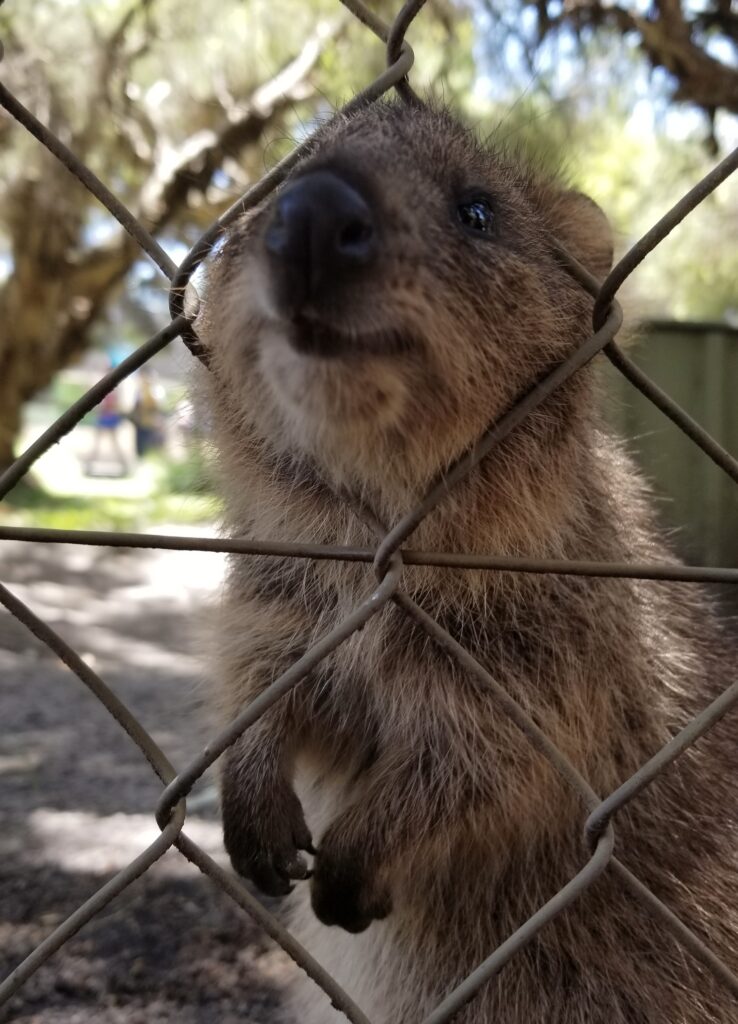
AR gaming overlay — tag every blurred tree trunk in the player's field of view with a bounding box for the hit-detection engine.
[0,156,136,468]
[0,241,134,467]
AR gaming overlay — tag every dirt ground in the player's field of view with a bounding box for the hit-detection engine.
[0,537,295,1023]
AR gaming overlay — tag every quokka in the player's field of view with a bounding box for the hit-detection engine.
[196,100,737,1023]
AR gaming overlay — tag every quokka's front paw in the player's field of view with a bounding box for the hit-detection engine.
[311,833,392,933]
[222,772,314,898]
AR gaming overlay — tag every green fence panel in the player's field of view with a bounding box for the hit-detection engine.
[603,321,738,567]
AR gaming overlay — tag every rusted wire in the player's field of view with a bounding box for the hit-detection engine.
[1,0,737,1020]
[1,524,737,582]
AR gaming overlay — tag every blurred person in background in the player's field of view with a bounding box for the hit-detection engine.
[84,359,130,477]
[130,367,166,458]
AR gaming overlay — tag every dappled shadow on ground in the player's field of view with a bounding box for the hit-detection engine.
[0,539,147,592]
[0,542,292,1022]
[0,537,225,694]
[0,845,289,1024]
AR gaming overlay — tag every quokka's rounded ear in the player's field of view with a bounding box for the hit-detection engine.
[547,190,614,281]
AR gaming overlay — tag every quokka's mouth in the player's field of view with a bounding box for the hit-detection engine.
[287,314,415,360]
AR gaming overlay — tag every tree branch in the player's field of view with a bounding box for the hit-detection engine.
[0,11,346,463]
[522,0,738,117]
[138,18,346,233]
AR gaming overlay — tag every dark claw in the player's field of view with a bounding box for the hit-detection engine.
[276,849,310,880]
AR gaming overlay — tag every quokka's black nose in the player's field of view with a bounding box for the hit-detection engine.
[264,171,377,313]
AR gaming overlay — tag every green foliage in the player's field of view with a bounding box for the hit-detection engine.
[3,0,734,321]
[154,445,212,495]
[3,459,220,532]
[0,0,473,225]
[1,0,735,472]
[577,121,738,320]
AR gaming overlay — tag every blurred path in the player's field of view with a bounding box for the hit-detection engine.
[0,537,292,1023]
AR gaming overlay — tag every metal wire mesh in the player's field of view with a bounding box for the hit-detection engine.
[1,1,737,1020]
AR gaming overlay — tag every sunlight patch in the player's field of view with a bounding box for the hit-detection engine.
[28,808,228,876]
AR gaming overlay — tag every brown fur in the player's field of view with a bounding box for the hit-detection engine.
[196,100,737,1023]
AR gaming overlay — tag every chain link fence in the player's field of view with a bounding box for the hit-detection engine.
[1,1,737,1020]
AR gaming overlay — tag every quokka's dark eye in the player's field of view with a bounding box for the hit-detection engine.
[457,197,495,235]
